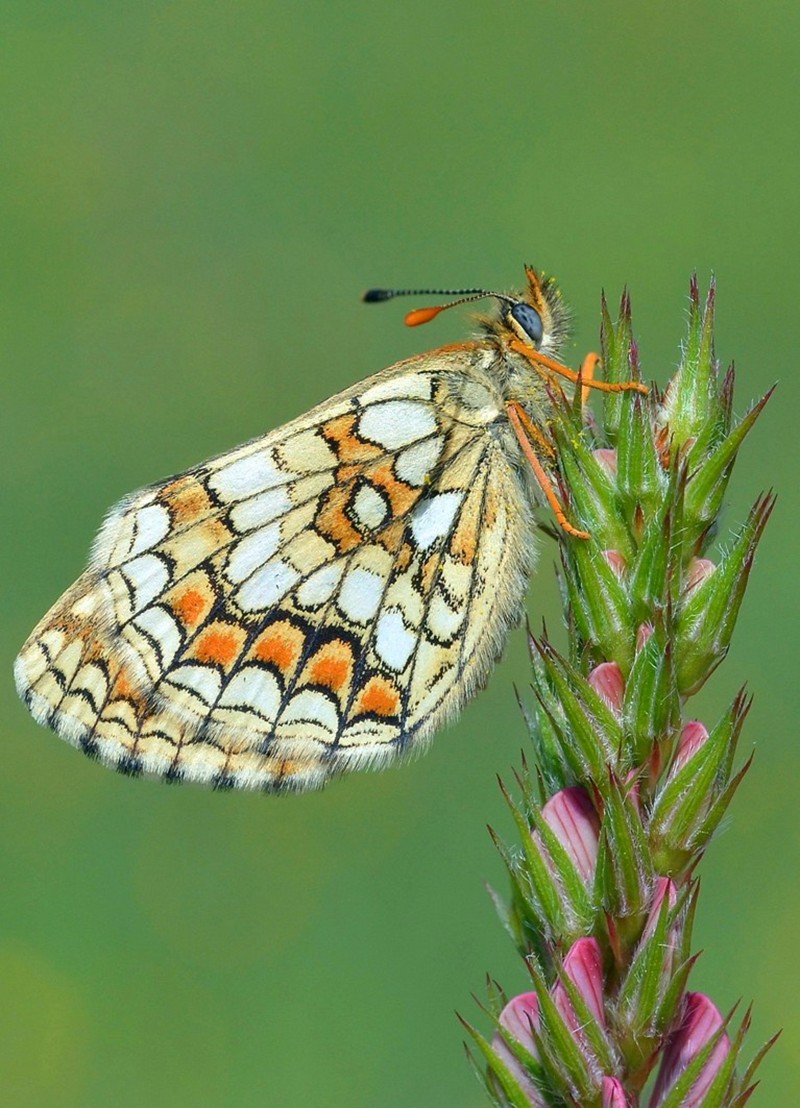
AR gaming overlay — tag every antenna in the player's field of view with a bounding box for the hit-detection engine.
[362,285,513,327]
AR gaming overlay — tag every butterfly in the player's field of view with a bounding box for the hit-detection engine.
[14,266,646,793]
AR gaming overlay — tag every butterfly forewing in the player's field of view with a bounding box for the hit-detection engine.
[15,346,536,791]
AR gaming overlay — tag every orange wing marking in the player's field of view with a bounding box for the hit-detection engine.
[356,676,401,718]
[173,588,210,627]
[252,621,305,675]
[195,628,242,667]
[306,641,354,693]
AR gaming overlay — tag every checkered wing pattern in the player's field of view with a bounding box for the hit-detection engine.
[15,348,535,791]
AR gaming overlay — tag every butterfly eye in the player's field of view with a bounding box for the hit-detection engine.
[509,302,544,346]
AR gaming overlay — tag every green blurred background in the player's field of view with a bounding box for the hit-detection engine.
[3,2,798,1105]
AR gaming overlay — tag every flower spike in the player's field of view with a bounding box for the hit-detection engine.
[475,277,775,1106]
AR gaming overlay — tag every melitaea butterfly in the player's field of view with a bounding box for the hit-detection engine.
[15,267,646,791]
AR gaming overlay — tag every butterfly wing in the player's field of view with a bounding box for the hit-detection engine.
[15,347,536,791]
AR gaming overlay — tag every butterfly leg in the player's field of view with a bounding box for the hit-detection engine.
[506,401,589,539]
[509,340,648,396]
[507,400,557,461]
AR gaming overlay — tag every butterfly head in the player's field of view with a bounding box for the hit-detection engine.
[363,265,571,361]
[492,266,571,362]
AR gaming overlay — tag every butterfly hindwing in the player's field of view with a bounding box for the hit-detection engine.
[15,347,535,791]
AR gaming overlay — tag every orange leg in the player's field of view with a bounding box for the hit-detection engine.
[506,402,589,540]
[511,402,557,459]
[509,339,648,396]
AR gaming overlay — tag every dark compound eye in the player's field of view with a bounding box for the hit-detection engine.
[509,302,544,345]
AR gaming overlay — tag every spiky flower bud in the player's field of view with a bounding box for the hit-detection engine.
[465,279,776,1106]
[602,1076,630,1107]
[490,993,545,1107]
[538,787,600,887]
[495,785,601,947]
[588,662,625,714]
[556,937,606,1029]
[649,993,730,1107]
[671,722,710,773]
[650,694,752,871]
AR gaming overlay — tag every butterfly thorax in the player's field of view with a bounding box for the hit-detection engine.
[473,265,572,443]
